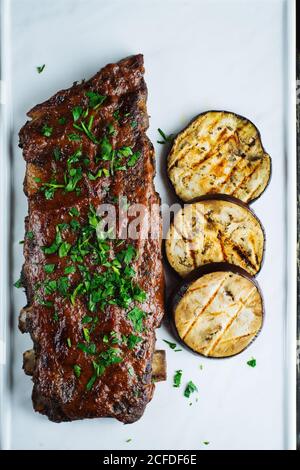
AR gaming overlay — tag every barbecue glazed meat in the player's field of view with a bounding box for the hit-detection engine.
[18,54,164,424]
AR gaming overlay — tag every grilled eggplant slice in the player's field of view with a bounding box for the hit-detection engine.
[171,265,263,358]
[165,196,264,277]
[167,111,271,203]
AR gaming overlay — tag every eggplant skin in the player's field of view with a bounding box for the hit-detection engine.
[172,268,263,358]
[166,197,265,277]
[167,111,271,203]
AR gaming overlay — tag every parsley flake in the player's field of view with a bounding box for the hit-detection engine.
[42,124,53,137]
[36,64,45,74]
[173,370,183,388]
[68,133,82,142]
[85,91,106,109]
[157,128,173,144]
[73,364,81,378]
[184,381,198,398]
[163,339,178,350]
[247,357,256,368]
[72,106,83,122]
[127,307,146,332]
[14,278,23,288]
[44,264,56,274]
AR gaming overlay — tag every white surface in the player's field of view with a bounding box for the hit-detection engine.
[0,0,296,450]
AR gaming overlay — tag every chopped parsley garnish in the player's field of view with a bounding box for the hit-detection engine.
[83,327,90,343]
[184,381,198,398]
[73,120,98,144]
[14,278,23,288]
[88,169,102,181]
[68,133,82,142]
[67,338,72,348]
[85,347,123,390]
[57,276,69,296]
[122,244,136,264]
[113,110,120,121]
[85,91,106,109]
[42,124,53,137]
[107,123,116,135]
[130,121,137,129]
[127,307,146,332]
[77,342,96,355]
[44,264,56,274]
[73,364,81,378]
[173,370,183,388]
[118,146,132,157]
[163,339,181,351]
[157,128,173,144]
[86,374,97,391]
[98,136,112,161]
[72,106,83,122]
[34,149,82,199]
[53,311,59,322]
[127,151,141,167]
[203,441,210,446]
[38,179,64,200]
[70,219,80,231]
[70,283,84,305]
[26,231,34,240]
[43,279,57,295]
[247,357,256,368]
[64,167,83,192]
[69,207,79,217]
[126,439,132,443]
[58,241,71,258]
[82,315,93,324]
[35,149,84,200]
[58,117,66,125]
[36,64,45,74]
[64,265,76,275]
[127,334,143,350]
[127,366,134,377]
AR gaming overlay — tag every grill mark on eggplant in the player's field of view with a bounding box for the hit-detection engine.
[206,286,256,355]
[168,141,211,172]
[188,242,197,269]
[217,332,256,345]
[231,161,262,199]
[229,243,257,273]
[217,233,228,262]
[181,274,229,340]
[188,133,238,173]
[217,151,246,189]
[241,160,270,201]
[168,118,234,171]
[170,119,241,172]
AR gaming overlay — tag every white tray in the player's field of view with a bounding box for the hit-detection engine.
[0,0,297,450]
